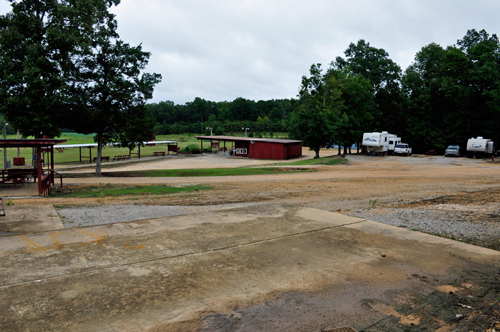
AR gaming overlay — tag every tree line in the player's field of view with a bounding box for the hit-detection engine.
[147,28,499,155]
[147,97,293,136]
[290,29,500,155]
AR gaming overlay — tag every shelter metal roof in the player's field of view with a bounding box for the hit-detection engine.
[195,136,301,144]
[0,139,67,147]
[55,140,177,149]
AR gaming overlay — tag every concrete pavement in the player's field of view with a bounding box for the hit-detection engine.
[0,204,499,331]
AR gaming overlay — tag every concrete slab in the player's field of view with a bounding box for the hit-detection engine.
[0,204,498,331]
[0,204,63,233]
[0,182,39,197]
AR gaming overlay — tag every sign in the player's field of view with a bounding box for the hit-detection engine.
[234,148,248,155]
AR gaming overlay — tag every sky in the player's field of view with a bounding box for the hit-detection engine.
[1,0,500,105]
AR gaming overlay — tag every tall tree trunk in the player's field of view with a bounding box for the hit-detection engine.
[96,132,103,176]
[314,147,320,159]
[343,144,348,155]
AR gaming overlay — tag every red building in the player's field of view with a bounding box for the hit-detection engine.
[196,136,302,160]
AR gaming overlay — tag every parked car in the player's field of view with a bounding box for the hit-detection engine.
[394,143,412,156]
[444,145,461,157]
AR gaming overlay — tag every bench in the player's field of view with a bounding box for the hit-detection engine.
[153,151,166,156]
[113,155,130,161]
[425,150,438,155]
[3,169,36,190]
[93,156,110,162]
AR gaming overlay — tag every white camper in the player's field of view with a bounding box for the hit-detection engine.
[362,131,400,155]
[387,134,401,154]
[467,137,494,158]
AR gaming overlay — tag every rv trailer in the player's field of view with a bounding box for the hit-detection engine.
[362,131,400,156]
[467,137,494,158]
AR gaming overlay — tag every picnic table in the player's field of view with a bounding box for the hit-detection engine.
[113,155,130,161]
[93,156,110,162]
[1,169,36,190]
[153,151,166,156]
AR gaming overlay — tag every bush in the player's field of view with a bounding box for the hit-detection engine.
[180,144,201,154]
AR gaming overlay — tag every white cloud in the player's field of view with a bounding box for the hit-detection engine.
[1,0,500,104]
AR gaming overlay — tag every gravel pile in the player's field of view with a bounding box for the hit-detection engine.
[57,202,261,228]
[354,208,500,245]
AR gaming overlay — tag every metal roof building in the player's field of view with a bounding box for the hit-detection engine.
[196,136,302,160]
[0,139,67,196]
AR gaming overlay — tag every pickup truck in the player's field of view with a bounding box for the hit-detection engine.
[444,145,461,157]
[394,143,412,156]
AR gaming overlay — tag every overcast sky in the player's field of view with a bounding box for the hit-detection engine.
[1,0,499,105]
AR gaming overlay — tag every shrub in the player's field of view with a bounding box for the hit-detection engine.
[180,144,201,154]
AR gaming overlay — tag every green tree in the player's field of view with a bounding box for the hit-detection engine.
[336,40,403,135]
[402,30,500,151]
[0,0,91,137]
[290,64,347,158]
[457,29,500,143]
[332,71,375,153]
[70,10,161,175]
[401,43,448,150]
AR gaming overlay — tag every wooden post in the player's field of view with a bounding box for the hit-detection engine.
[50,146,55,185]
[200,139,203,155]
[37,146,42,196]
[79,147,82,163]
[89,147,92,164]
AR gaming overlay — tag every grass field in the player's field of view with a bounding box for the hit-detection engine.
[139,167,311,177]
[2,132,290,167]
[279,156,347,166]
[51,184,213,198]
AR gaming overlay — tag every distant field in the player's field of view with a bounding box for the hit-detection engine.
[2,132,290,167]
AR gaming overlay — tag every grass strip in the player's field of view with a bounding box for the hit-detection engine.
[52,184,212,198]
[140,167,312,177]
[278,156,347,166]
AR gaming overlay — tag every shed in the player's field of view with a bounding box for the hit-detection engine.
[195,136,302,160]
[0,139,67,196]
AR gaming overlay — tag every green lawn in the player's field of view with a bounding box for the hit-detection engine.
[278,156,347,166]
[52,184,212,198]
[139,167,311,177]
